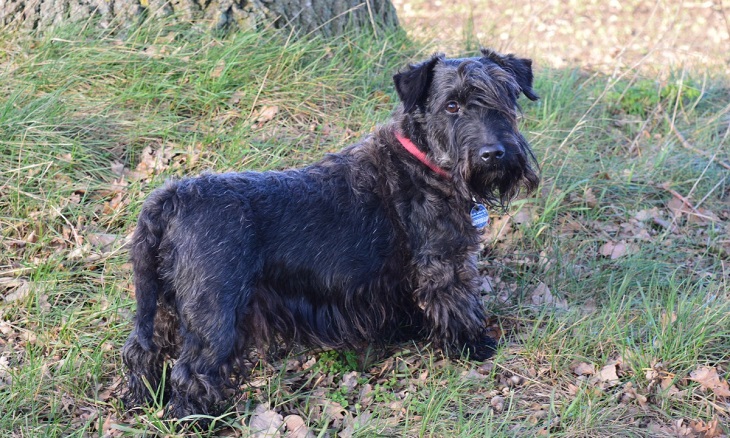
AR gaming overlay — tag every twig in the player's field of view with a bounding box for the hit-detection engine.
[660,183,720,222]
[695,174,728,210]
[365,0,379,38]
[0,267,34,277]
[51,206,83,247]
[664,114,730,171]
[247,65,272,121]
[660,183,701,214]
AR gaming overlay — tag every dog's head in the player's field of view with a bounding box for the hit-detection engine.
[393,48,540,207]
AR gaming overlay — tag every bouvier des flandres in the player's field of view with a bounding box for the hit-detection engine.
[122,48,540,420]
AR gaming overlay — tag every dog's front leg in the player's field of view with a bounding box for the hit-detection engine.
[413,253,496,360]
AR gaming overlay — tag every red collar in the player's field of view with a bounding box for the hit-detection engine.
[395,132,450,179]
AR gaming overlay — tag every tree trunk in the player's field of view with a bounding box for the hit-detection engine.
[0,0,399,35]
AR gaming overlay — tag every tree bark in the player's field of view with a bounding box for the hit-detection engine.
[0,0,399,36]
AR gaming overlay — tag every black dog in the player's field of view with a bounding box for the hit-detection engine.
[122,48,539,420]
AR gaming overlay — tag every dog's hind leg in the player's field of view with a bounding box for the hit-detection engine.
[122,187,178,408]
[164,277,253,421]
[122,327,167,408]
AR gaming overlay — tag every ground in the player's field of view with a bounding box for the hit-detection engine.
[395,0,730,75]
[0,2,729,437]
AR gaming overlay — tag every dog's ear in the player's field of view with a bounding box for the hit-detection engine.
[481,48,539,101]
[393,55,442,112]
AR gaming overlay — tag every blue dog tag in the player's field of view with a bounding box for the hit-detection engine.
[471,204,489,229]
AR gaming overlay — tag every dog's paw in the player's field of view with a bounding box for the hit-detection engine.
[461,335,498,361]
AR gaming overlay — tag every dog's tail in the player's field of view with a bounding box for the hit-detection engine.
[129,182,178,352]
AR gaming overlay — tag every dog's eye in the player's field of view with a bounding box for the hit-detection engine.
[445,101,460,114]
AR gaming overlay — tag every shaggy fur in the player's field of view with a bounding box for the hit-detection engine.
[121,48,540,420]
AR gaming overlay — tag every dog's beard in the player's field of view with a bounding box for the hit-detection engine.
[467,153,538,208]
[468,168,519,207]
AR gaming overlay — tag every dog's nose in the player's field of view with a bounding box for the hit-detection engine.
[479,144,505,162]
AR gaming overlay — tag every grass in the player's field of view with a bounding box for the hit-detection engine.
[1,15,729,438]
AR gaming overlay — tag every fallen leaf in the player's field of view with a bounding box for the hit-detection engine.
[485,214,512,242]
[141,44,166,59]
[301,356,316,370]
[647,421,674,436]
[526,403,548,425]
[666,196,720,225]
[530,282,568,309]
[689,366,730,397]
[592,363,620,388]
[339,411,373,438]
[689,418,724,438]
[490,395,505,412]
[86,233,119,253]
[358,383,373,408]
[128,145,175,182]
[462,369,488,380]
[660,310,678,327]
[3,280,30,303]
[250,405,283,438]
[228,89,246,106]
[619,219,652,241]
[660,377,684,399]
[340,371,359,393]
[599,240,628,259]
[255,105,279,124]
[307,396,346,429]
[111,161,126,176]
[0,355,11,383]
[667,197,691,219]
[102,413,124,437]
[581,298,597,314]
[530,282,551,305]
[582,187,598,208]
[511,205,538,225]
[21,330,37,344]
[479,276,494,293]
[619,382,648,408]
[388,399,403,412]
[477,362,494,375]
[570,362,595,376]
[671,419,695,437]
[283,415,314,438]
[0,277,25,291]
[322,399,346,422]
[557,216,583,237]
[537,250,554,272]
[634,207,661,222]
[210,59,226,78]
[97,377,122,402]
